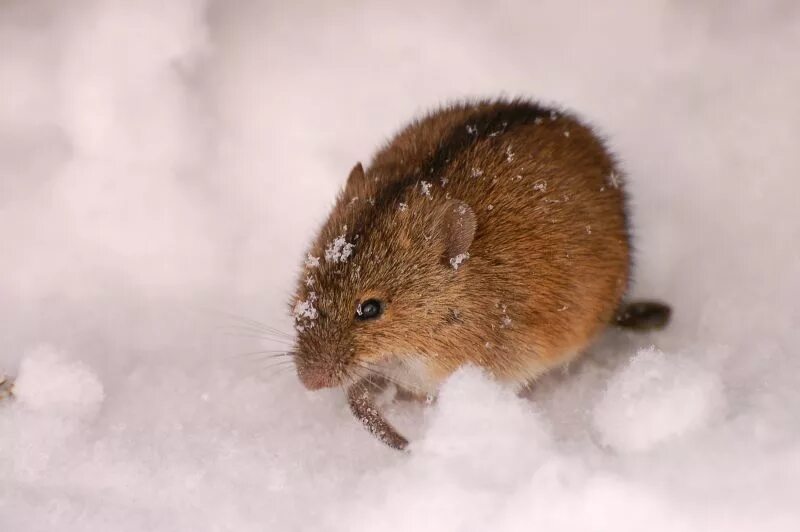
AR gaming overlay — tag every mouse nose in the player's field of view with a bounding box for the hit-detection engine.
[297,366,336,391]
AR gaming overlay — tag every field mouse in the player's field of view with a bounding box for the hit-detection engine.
[291,99,670,450]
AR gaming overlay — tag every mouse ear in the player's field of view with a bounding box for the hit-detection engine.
[437,200,476,264]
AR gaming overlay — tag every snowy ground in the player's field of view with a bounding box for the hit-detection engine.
[1,0,799,530]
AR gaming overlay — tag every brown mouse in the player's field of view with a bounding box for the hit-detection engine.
[290,99,670,450]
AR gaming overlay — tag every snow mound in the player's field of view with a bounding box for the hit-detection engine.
[418,366,549,459]
[593,347,724,452]
[13,345,105,417]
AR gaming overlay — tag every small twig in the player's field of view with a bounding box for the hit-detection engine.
[0,374,15,401]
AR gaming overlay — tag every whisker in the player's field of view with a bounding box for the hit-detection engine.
[219,330,296,344]
[256,364,298,388]
[216,322,295,339]
[200,307,296,340]
[216,323,295,340]
[255,360,297,375]
[351,361,427,395]
[229,351,296,363]
[220,314,295,339]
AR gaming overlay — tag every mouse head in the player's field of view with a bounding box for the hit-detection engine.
[291,163,476,390]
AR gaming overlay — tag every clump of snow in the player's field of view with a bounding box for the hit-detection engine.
[419,367,549,460]
[293,292,319,325]
[12,345,104,417]
[324,234,354,263]
[449,252,469,270]
[533,180,547,192]
[420,180,433,198]
[593,347,725,452]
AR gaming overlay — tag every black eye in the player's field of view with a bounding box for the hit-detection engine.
[356,299,383,320]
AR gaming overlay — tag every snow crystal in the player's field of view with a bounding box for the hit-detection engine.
[506,145,515,162]
[449,252,469,270]
[470,167,483,178]
[305,254,321,268]
[293,292,319,322]
[440,177,449,187]
[487,204,494,211]
[398,202,408,212]
[325,234,354,263]
[608,171,622,189]
[466,124,478,135]
[420,180,433,199]
[533,180,547,192]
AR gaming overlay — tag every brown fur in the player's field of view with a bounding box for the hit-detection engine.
[290,99,665,448]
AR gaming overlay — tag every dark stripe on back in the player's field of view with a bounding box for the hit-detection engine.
[356,99,553,238]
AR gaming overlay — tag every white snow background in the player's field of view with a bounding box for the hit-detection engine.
[1,0,799,530]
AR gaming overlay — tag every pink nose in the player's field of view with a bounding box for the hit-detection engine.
[298,367,335,390]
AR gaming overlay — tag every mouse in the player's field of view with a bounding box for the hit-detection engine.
[290,98,671,450]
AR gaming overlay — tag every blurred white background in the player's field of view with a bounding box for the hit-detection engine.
[1,1,799,530]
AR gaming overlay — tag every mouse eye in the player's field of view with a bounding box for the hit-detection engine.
[356,299,383,321]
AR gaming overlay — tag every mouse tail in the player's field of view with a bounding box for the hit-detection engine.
[614,300,672,331]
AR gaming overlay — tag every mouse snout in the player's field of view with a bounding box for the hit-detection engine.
[296,364,337,391]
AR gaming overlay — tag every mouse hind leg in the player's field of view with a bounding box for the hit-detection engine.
[614,300,672,331]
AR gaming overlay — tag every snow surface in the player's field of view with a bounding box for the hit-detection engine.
[1,0,800,530]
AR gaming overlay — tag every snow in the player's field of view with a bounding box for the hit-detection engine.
[592,347,725,453]
[420,180,433,198]
[449,252,470,270]
[12,345,105,416]
[292,292,319,324]
[324,234,354,263]
[1,0,800,531]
